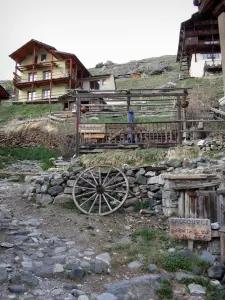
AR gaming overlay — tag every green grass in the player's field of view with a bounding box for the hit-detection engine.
[80,148,168,167]
[0,146,60,170]
[156,280,174,300]
[0,103,61,124]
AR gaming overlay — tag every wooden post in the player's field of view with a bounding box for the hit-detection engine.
[219,227,225,263]
[178,192,185,217]
[75,96,81,157]
[127,90,131,112]
[177,95,182,145]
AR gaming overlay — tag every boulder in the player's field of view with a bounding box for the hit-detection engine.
[188,283,206,295]
[104,274,168,300]
[53,194,73,205]
[36,194,53,205]
[48,185,63,196]
[0,267,8,284]
[147,174,165,185]
[207,265,225,280]
[128,261,144,270]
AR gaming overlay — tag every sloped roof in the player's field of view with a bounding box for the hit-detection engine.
[0,85,10,99]
[9,39,56,63]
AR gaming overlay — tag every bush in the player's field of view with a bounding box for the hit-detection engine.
[156,280,173,300]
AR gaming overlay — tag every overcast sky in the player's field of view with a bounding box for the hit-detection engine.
[0,0,197,79]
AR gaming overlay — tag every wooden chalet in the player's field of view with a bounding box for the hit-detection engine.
[9,39,90,103]
[193,0,225,89]
[0,85,10,101]
[177,12,221,77]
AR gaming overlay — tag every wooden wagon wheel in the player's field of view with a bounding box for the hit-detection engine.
[72,165,129,215]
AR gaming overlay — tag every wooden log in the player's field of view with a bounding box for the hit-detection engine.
[164,174,212,180]
[0,170,41,176]
[220,227,225,263]
[185,192,190,218]
[174,181,221,190]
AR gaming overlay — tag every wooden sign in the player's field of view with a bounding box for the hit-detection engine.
[169,218,211,241]
[84,134,105,139]
[79,124,105,133]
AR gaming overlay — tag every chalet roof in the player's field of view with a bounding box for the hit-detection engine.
[51,50,90,76]
[0,85,10,100]
[58,91,107,104]
[9,39,56,63]
[194,0,225,16]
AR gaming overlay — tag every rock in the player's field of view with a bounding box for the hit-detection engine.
[104,274,168,299]
[175,272,196,282]
[148,174,165,185]
[188,283,206,295]
[0,242,14,248]
[36,194,53,205]
[178,249,194,258]
[135,175,147,185]
[35,266,54,278]
[207,265,225,280]
[192,266,202,275]
[77,296,89,300]
[149,185,160,192]
[52,288,64,296]
[126,170,134,176]
[148,264,158,273]
[11,271,39,287]
[54,246,67,254]
[128,260,144,270]
[64,187,73,194]
[8,285,27,294]
[50,178,64,186]
[96,293,118,300]
[90,259,109,274]
[167,159,182,168]
[70,267,85,279]
[95,253,111,266]
[80,261,91,272]
[154,190,162,200]
[40,184,48,193]
[0,267,8,284]
[54,193,73,205]
[123,197,138,207]
[200,250,216,265]
[210,280,221,286]
[63,283,79,290]
[67,180,75,187]
[71,289,86,296]
[32,289,45,296]
[53,263,64,273]
[48,185,63,196]
[145,171,156,177]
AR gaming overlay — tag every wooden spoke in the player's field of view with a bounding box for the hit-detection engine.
[79,176,96,188]
[88,194,99,213]
[105,189,126,193]
[104,172,121,187]
[102,194,113,211]
[102,168,112,185]
[99,167,102,185]
[105,181,126,189]
[76,185,95,191]
[104,191,122,204]
[80,193,97,207]
[76,190,96,199]
[88,169,98,185]
[99,194,102,215]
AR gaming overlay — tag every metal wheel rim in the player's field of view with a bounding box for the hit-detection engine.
[72,165,129,216]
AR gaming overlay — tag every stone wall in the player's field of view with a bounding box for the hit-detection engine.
[24,156,225,216]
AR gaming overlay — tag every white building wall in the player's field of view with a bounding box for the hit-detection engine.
[83,75,115,90]
[190,53,221,77]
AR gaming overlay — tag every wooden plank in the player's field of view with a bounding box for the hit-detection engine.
[174,181,221,190]
[165,174,210,180]
[169,218,211,241]
[84,134,105,139]
[79,124,106,133]
[185,192,190,218]
[178,192,185,217]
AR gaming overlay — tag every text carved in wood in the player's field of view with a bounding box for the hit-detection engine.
[169,218,211,241]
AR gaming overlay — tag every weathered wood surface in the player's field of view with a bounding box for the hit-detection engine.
[0,170,41,176]
[79,124,106,133]
[169,218,211,241]
[174,181,221,190]
[165,174,213,180]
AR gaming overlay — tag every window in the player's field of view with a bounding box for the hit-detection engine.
[201,53,221,60]
[41,54,47,62]
[90,80,100,90]
[28,72,37,82]
[42,89,50,99]
[43,71,51,80]
[35,55,38,64]
[102,79,106,85]
[204,41,219,45]
[27,91,36,101]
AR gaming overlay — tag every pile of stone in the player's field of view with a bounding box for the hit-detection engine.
[197,139,225,152]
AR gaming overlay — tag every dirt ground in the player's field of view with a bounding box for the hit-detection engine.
[0,178,170,295]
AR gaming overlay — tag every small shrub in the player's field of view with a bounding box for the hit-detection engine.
[132,228,157,242]
[134,201,149,212]
[156,280,173,300]
[162,254,192,272]
[63,199,77,210]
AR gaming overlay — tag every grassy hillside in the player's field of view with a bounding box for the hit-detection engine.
[0,103,61,124]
